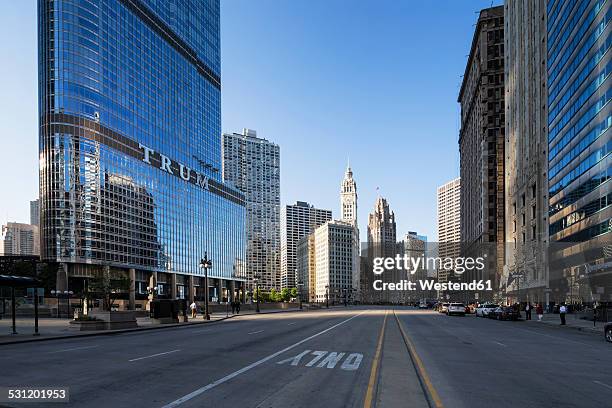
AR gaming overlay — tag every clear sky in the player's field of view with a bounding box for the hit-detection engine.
[0,0,502,241]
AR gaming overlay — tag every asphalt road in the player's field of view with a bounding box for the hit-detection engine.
[0,307,610,408]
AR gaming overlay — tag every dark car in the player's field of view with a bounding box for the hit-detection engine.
[491,306,520,321]
[605,322,612,343]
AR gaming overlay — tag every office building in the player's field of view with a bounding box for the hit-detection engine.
[437,178,461,284]
[365,196,398,303]
[458,6,505,299]
[547,0,612,305]
[403,231,430,302]
[38,0,246,308]
[1,222,40,256]
[504,0,550,304]
[281,201,332,289]
[314,221,357,304]
[222,128,280,292]
[30,199,40,226]
[296,232,316,302]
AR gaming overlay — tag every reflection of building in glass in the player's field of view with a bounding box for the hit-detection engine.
[222,129,280,292]
[38,0,246,307]
[458,6,505,299]
[437,178,461,284]
[1,223,40,256]
[547,1,612,305]
[281,202,332,290]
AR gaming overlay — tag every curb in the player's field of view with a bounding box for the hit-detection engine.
[0,308,305,346]
[526,320,603,335]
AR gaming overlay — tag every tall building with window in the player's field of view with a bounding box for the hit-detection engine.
[222,128,280,292]
[547,0,612,305]
[504,0,549,304]
[1,222,40,256]
[437,178,461,284]
[458,6,505,299]
[281,201,332,289]
[30,199,40,226]
[38,0,246,308]
[314,220,357,304]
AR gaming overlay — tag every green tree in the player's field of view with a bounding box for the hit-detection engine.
[280,288,291,302]
[88,267,131,311]
[290,287,298,300]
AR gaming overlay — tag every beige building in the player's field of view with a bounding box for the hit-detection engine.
[296,232,316,302]
[314,220,357,304]
[504,0,549,304]
[1,222,40,256]
[437,178,461,284]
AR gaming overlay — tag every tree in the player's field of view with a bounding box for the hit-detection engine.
[280,288,291,302]
[290,287,298,300]
[88,267,131,311]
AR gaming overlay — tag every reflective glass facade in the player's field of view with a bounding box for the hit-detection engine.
[38,0,246,282]
[547,0,611,303]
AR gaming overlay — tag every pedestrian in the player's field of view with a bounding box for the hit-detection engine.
[559,303,567,325]
[236,300,241,314]
[190,301,197,318]
[231,300,236,314]
[536,303,543,321]
[525,302,532,320]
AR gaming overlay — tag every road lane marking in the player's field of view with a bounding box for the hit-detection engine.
[364,310,387,408]
[248,330,264,335]
[493,341,507,347]
[594,380,612,390]
[287,322,296,325]
[48,345,99,354]
[161,310,366,407]
[277,350,311,366]
[129,349,180,362]
[340,353,363,370]
[394,311,444,408]
[514,327,593,347]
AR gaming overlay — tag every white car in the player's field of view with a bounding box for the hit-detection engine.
[475,304,499,317]
[447,303,466,316]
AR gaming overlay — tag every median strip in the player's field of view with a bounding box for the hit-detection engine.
[364,310,387,408]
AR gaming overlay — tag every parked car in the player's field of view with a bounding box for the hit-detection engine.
[605,322,612,343]
[438,303,450,313]
[447,303,466,316]
[418,302,428,309]
[491,306,520,321]
[475,304,499,317]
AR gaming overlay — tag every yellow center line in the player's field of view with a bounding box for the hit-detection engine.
[364,309,388,408]
[394,310,444,408]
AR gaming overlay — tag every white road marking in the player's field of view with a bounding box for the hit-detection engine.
[191,329,211,334]
[305,351,328,366]
[594,380,612,390]
[276,350,311,366]
[514,327,593,347]
[161,311,366,408]
[340,353,363,371]
[129,349,181,362]
[316,352,345,368]
[493,341,507,347]
[287,322,296,325]
[48,345,99,354]
[248,330,264,335]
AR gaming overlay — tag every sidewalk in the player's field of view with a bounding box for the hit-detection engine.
[524,312,605,335]
[0,307,302,345]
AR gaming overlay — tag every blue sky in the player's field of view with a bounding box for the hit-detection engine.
[0,0,501,241]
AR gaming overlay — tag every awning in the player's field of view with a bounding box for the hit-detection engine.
[0,274,41,287]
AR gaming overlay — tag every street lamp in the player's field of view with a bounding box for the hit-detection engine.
[199,252,212,320]
[253,274,261,313]
[325,285,329,309]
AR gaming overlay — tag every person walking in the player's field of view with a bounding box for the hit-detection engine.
[231,300,236,314]
[559,303,567,325]
[525,302,532,320]
[190,301,197,318]
[235,300,241,314]
[536,303,544,321]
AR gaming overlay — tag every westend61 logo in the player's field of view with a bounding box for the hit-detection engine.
[371,254,492,292]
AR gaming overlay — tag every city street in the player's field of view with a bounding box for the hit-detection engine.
[0,307,610,408]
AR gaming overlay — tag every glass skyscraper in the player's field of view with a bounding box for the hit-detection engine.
[38,0,246,306]
[547,0,611,305]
